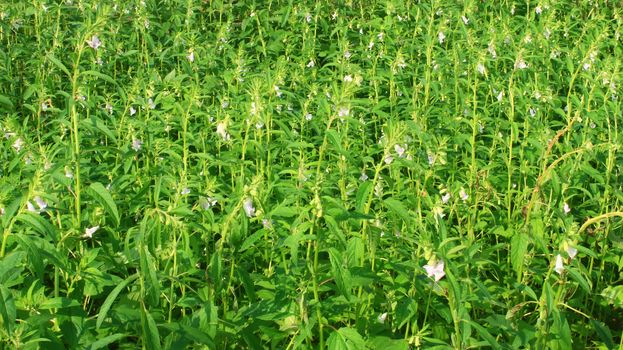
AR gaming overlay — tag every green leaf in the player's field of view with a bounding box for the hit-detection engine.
[0,284,15,334]
[566,268,591,293]
[47,54,71,78]
[16,213,58,242]
[0,95,14,110]
[96,273,139,329]
[87,182,120,226]
[141,305,162,350]
[39,297,81,309]
[367,336,409,350]
[328,248,352,301]
[384,198,412,224]
[467,320,501,349]
[85,333,127,350]
[590,320,615,350]
[510,232,529,281]
[139,245,161,307]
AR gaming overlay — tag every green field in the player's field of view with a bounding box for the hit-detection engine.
[1,1,622,349]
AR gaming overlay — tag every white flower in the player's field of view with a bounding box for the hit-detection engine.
[243,198,255,217]
[0,207,4,216]
[554,254,564,274]
[132,139,142,152]
[27,201,37,213]
[343,75,353,82]
[441,193,451,204]
[42,101,49,111]
[148,98,156,110]
[359,172,368,181]
[427,153,435,166]
[216,121,231,141]
[515,59,528,70]
[129,106,137,116]
[438,31,445,44]
[474,63,486,75]
[529,108,536,117]
[344,50,351,59]
[497,90,504,102]
[423,259,445,282]
[83,226,99,238]
[305,113,313,121]
[377,312,388,324]
[488,42,497,59]
[86,35,102,50]
[181,187,190,195]
[262,219,273,229]
[395,144,406,158]
[221,101,229,109]
[583,63,590,71]
[563,202,571,214]
[535,6,542,15]
[461,15,469,25]
[566,246,578,259]
[65,167,74,179]
[305,13,312,23]
[105,103,113,114]
[432,206,445,220]
[199,196,218,210]
[187,51,195,62]
[12,138,24,152]
[459,188,468,201]
[34,196,47,211]
[307,59,315,68]
[274,85,282,97]
[384,155,394,164]
[338,106,350,118]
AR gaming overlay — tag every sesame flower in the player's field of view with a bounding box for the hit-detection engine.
[0,207,5,216]
[307,59,315,68]
[377,312,388,324]
[441,193,451,204]
[477,63,486,75]
[459,188,469,201]
[423,259,445,282]
[34,196,47,211]
[216,121,231,141]
[566,246,578,260]
[262,219,273,229]
[563,202,571,214]
[432,206,445,220]
[130,106,137,116]
[338,106,350,118]
[359,172,369,181]
[148,98,156,110]
[461,15,469,25]
[181,187,190,195]
[243,198,255,217]
[83,226,99,238]
[305,113,313,121]
[132,139,142,152]
[86,35,102,50]
[12,138,24,152]
[554,254,564,275]
[394,144,406,158]
[438,31,446,44]
[384,155,394,164]
[514,58,528,70]
[343,75,353,83]
[187,51,195,62]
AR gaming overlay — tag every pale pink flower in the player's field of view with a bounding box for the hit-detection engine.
[86,35,102,50]
[423,259,445,281]
[554,254,564,274]
[83,226,100,238]
[243,198,255,217]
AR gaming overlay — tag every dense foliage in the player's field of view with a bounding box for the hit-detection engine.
[1,1,622,349]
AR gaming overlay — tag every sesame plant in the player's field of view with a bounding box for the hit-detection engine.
[1,0,622,349]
